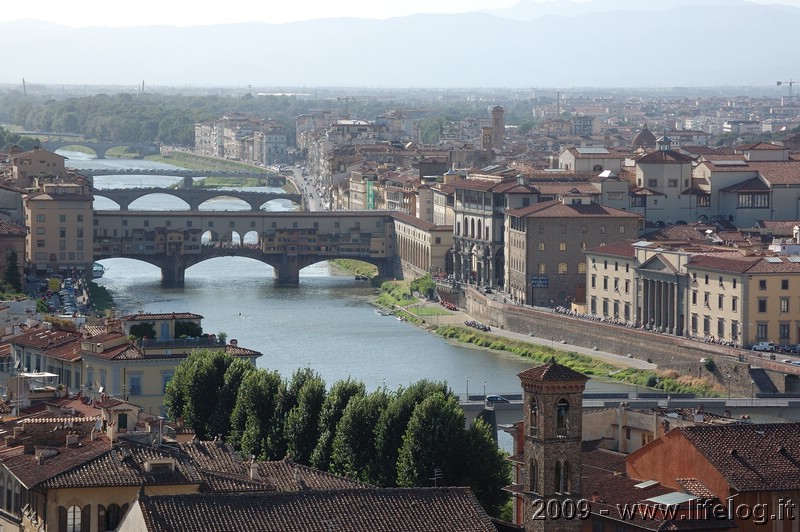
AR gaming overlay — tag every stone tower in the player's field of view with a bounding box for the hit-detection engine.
[491,106,505,151]
[519,361,588,532]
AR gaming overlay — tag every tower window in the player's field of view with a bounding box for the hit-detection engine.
[556,398,570,437]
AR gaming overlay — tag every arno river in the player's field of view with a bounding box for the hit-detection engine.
[69,152,632,421]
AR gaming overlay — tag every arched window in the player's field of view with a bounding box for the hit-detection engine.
[477,220,482,240]
[562,460,571,494]
[558,263,568,274]
[593,164,603,172]
[106,503,122,530]
[470,218,475,239]
[529,460,538,493]
[554,461,562,492]
[556,398,570,437]
[67,505,82,532]
[578,263,586,274]
[529,399,538,433]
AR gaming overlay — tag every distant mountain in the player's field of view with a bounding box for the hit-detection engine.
[2,1,799,89]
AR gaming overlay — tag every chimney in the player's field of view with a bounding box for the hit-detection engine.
[250,462,260,481]
[66,434,79,447]
[229,339,238,347]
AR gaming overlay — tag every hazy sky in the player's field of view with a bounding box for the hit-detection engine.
[1,0,520,27]
[3,0,800,27]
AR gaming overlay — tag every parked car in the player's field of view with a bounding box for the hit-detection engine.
[751,342,776,352]
[782,359,793,364]
[485,395,510,405]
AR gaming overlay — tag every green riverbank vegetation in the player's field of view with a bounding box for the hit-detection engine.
[435,325,723,397]
[329,259,379,280]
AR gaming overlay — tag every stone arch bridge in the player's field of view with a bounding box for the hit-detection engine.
[43,140,161,159]
[93,188,301,211]
[93,210,397,286]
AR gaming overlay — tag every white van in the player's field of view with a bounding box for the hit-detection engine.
[751,342,776,352]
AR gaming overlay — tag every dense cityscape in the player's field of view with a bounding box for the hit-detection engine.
[2,1,800,530]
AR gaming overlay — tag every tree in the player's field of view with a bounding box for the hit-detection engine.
[208,357,254,440]
[329,390,389,483]
[409,274,436,299]
[174,320,203,338]
[3,249,21,292]
[164,349,240,439]
[310,378,365,470]
[396,393,466,488]
[128,322,156,339]
[284,371,326,464]
[460,418,511,517]
[229,368,284,460]
[373,380,450,486]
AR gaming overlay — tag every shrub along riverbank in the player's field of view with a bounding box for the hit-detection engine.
[434,325,722,397]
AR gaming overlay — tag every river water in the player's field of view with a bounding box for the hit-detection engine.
[65,151,634,450]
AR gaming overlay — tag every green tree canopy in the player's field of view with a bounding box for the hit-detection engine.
[396,393,466,488]
[3,249,21,292]
[229,368,284,460]
[330,390,389,482]
[460,418,511,516]
[164,349,243,439]
[284,371,327,464]
[310,378,365,470]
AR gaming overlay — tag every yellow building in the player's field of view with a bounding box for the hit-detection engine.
[25,179,94,276]
[10,146,68,189]
[8,313,261,416]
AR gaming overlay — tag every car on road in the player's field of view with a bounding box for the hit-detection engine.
[485,395,510,405]
[751,342,776,352]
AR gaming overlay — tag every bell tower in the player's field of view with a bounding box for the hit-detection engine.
[519,360,588,532]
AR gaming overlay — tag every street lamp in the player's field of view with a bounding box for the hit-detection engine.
[726,374,731,399]
[483,381,486,401]
[466,377,469,402]
[750,380,755,405]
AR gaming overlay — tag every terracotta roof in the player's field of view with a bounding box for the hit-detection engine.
[0,220,27,237]
[506,199,640,220]
[675,478,715,499]
[585,239,639,258]
[637,150,695,164]
[132,488,497,532]
[718,177,769,192]
[518,362,588,383]
[748,161,800,185]
[677,423,800,492]
[3,435,111,489]
[391,211,450,231]
[11,327,80,350]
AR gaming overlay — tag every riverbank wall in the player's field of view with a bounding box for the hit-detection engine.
[461,288,792,396]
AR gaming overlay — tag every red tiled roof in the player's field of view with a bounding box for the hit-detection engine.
[637,150,695,164]
[518,362,588,383]
[718,176,769,192]
[133,487,497,532]
[506,199,640,219]
[120,312,204,321]
[677,423,800,492]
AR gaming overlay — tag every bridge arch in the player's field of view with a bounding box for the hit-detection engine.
[129,193,191,211]
[198,196,252,211]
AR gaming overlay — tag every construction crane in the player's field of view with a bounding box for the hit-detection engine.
[777,79,796,97]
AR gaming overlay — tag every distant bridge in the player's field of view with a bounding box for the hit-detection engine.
[77,168,271,179]
[93,210,397,286]
[42,140,161,159]
[93,187,301,211]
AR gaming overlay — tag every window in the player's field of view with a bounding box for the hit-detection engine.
[538,242,545,251]
[732,297,738,312]
[704,292,709,306]
[60,227,66,238]
[782,279,789,290]
[59,214,66,222]
[603,277,608,290]
[77,214,83,222]
[37,214,45,222]
[697,195,710,207]
[578,263,586,274]
[704,274,709,285]
[559,242,566,251]
[759,280,767,290]
[737,192,769,209]
[66,505,82,532]
[758,299,767,313]
[781,298,789,313]
[692,291,697,305]
[580,242,586,251]
[718,294,724,310]
[625,280,630,294]
[733,279,737,289]
[600,225,606,234]
[757,323,768,340]
[162,371,174,393]
[128,373,143,395]
[619,225,625,234]
[691,314,698,333]
[780,323,790,340]
[556,399,569,437]
[591,275,596,289]
[631,196,645,208]
[558,263,568,274]
[607,192,624,200]
[625,428,631,440]
[648,179,658,187]
[718,318,725,337]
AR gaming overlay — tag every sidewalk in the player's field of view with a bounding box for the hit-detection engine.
[405,300,657,371]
